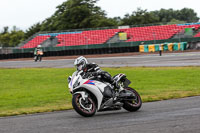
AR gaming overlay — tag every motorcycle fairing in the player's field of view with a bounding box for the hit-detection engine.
[84,80,95,85]
[80,83,104,110]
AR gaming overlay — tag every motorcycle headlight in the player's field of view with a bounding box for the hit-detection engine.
[73,79,80,88]
[68,76,72,83]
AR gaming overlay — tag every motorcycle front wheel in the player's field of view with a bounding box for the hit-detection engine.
[123,87,142,112]
[34,56,38,62]
[72,93,96,117]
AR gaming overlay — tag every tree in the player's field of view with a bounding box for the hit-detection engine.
[167,19,185,25]
[151,8,199,23]
[121,8,159,25]
[39,0,116,31]
[1,26,9,34]
[25,23,41,39]
[0,26,25,47]
[178,8,199,23]
[9,28,25,47]
[0,33,9,47]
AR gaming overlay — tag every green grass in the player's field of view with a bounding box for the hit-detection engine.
[0,67,200,116]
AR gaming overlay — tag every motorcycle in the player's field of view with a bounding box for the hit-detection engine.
[68,70,142,117]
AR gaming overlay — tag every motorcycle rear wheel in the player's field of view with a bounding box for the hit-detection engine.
[72,93,96,117]
[123,87,142,112]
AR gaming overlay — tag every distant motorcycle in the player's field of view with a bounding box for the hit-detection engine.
[34,50,43,62]
[68,70,142,117]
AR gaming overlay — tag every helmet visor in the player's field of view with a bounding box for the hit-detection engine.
[77,64,83,71]
[76,61,85,71]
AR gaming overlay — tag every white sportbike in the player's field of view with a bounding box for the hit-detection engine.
[68,70,142,117]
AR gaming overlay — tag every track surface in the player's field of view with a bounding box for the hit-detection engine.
[1,52,200,68]
[0,96,200,133]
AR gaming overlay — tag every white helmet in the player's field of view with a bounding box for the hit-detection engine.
[74,56,88,71]
[37,45,41,48]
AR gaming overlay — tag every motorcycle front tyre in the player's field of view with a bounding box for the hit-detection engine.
[72,93,97,117]
[34,56,38,62]
[38,55,42,61]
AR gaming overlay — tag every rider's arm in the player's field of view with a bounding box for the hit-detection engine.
[87,63,101,72]
[34,48,37,55]
[82,63,102,78]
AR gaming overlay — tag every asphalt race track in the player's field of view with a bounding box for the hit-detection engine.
[1,52,200,68]
[0,96,200,133]
[1,52,200,133]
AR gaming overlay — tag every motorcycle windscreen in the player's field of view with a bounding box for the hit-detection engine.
[124,78,131,88]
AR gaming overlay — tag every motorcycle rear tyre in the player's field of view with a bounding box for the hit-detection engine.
[123,87,142,112]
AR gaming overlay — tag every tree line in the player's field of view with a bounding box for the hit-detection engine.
[0,0,199,47]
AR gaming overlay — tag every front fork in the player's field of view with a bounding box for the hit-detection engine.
[73,91,93,111]
[74,91,89,103]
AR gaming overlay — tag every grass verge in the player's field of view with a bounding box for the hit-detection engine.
[0,67,200,116]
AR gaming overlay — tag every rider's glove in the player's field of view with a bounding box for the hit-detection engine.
[92,72,98,76]
[92,71,102,77]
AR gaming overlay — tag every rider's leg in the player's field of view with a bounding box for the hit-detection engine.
[100,71,119,89]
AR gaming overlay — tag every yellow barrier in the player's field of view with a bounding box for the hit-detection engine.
[139,45,144,52]
[178,43,181,50]
[168,43,173,51]
[148,45,155,52]
[140,42,186,53]
[119,33,127,40]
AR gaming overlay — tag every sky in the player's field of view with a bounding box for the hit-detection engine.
[0,0,200,31]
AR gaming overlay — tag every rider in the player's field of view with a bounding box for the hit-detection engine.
[34,45,43,61]
[74,56,118,89]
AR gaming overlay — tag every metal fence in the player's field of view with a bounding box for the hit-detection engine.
[0,47,14,54]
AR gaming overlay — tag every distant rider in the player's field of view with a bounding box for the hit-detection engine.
[34,45,43,62]
[74,56,118,89]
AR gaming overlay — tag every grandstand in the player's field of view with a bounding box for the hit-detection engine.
[20,23,200,49]
[56,29,119,47]
[21,35,51,49]
[194,32,200,37]
[1,23,200,59]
